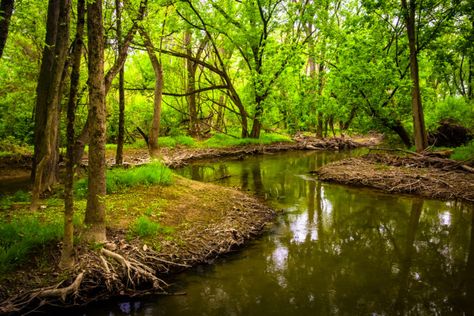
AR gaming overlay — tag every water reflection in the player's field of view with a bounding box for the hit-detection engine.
[83,151,473,316]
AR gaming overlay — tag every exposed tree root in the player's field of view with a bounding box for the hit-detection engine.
[0,192,275,314]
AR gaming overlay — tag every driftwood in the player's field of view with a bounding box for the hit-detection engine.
[314,153,474,203]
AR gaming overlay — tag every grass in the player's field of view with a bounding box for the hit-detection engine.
[0,190,30,210]
[75,161,173,198]
[0,214,63,273]
[129,215,175,238]
[451,140,474,161]
[202,132,292,148]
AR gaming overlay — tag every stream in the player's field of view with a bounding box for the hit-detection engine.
[79,150,473,315]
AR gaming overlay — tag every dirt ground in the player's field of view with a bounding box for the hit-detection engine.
[314,153,474,203]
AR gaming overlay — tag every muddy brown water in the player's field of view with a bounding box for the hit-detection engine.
[69,150,474,315]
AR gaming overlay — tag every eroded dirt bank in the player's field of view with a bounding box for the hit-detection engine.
[314,153,474,203]
[0,177,274,314]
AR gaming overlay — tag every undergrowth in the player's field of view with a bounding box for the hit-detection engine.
[0,214,62,273]
[202,133,292,148]
[75,162,173,198]
[451,140,474,161]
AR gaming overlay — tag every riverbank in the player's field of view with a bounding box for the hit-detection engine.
[0,176,274,314]
[0,135,381,313]
[314,152,474,203]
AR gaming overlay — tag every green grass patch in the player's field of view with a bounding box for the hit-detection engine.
[0,190,30,210]
[129,215,174,238]
[0,214,63,273]
[451,140,474,161]
[75,162,173,198]
[158,135,197,148]
[202,133,292,148]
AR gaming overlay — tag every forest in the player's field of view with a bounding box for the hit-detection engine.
[0,0,474,314]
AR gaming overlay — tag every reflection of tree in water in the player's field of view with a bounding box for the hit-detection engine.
[167,152,473,315]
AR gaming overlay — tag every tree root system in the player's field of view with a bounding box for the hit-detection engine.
[314,153,474,203]
[0,194,274,314]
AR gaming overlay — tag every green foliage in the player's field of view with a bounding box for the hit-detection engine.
[425,97,474,131]
[158,135,197,148]
[130,216,161,237]
[202,133,292,148]
[0,136,33,157]
[129,215,174,238]
[0,190,30,210]
[0,215,63,273]
[75,162,173,197]
[451,141,474,161]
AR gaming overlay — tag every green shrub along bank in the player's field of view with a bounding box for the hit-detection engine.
[75,162,173,198]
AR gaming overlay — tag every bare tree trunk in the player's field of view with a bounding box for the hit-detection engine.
[60,0,84,269]
[73,0,146,166]
[84,0,107,242]
[184,30,200,137]
[140,29,163,159]
[402,0,427,152]
[31,0,71,210]
[0,0,14,59]
[115,0,125,165]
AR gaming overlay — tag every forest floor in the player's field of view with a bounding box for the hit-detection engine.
[314,152,474,203]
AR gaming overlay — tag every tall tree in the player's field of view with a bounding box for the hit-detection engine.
[84,0,106,242]
[139,27,163,158]
[60,0,85,269]
[31,0,71,210]
[401,0,428,152]
[0,0,14,59]
[115,0,125,165]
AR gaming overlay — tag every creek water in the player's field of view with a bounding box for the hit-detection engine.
[81,150,474,315]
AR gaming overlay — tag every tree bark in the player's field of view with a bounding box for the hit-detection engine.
[184,30,200,137]
[115,0,125,165]
[31,0,71,210]
[84,0,107,242]
[0,0,14,59]
[140,28,163,159]
[60,0,84,269]
[73,0,147,166]
[402,0,427,152]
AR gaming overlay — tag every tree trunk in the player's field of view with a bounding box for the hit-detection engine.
[84,0,107,242]
[184,30,200,137]
[73,0,146,167]
[402,0,427,152]
[140,29,163,159]
[60,0,84,269]
[0,0,14,59]
[31,0,71,210]
[115,0,125,165]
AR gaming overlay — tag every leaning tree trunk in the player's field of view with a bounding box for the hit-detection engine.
[402,0,427,152]
[60,0,84,269]
[84,0,107,242]
[0,0,14,59]
[140,28,163,159]
[31,0,71,210]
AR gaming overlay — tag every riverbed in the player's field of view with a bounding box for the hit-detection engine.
[77,150,474,315]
